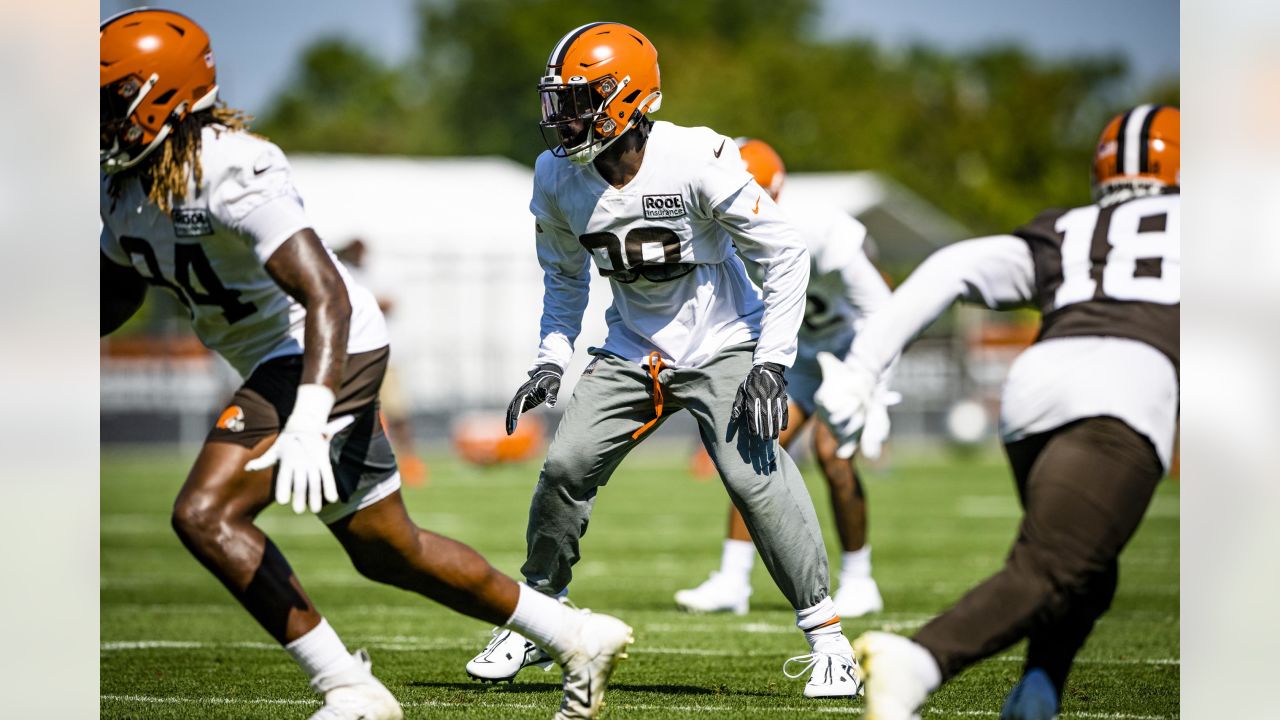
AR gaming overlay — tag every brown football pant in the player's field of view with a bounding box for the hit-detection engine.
[912,416,1164,696]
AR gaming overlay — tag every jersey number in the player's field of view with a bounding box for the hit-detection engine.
[578,227,682,276]
[1053,194,1179,309]
[119,236,258,324]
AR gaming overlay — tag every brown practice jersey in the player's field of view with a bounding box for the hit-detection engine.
[1014,191,1180,370]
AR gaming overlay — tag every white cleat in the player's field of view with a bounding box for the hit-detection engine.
[854,631,934,720]
[465,627,554,683]
[784,634,863,699]
[673,571,751,615]
[834,576,884,618]
[308,649,403,720]
[554,610,635,720]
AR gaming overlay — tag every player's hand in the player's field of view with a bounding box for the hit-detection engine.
[244,384,353,514]
[814,353,899,460]
[506,364,562,435]
[732,362,789,440]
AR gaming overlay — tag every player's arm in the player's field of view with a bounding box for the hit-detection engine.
[815,235,1036,458]
[240,229,354,512]
[714,186,810,368]
[506,213,591,434]
[263,229,351,391]
[713,185,810,439]
[848,235,1035,374]
[101,251,146,336]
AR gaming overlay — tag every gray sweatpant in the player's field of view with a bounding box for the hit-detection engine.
[520,344,830,610]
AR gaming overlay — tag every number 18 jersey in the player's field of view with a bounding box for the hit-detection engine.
[100,127,387,377]
[1015,190,1180,368]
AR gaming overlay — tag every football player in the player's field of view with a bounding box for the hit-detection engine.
[815,106,1179,719]
[675,138,893,618]
[100,11,631,720]
[466,22,860,699]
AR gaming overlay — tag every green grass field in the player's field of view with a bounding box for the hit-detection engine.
[101,444,1178,719]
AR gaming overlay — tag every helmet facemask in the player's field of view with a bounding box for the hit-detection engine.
[100,73,165,174]
[538,73,639,165]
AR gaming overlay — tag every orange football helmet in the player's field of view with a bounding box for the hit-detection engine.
[538,22,662,165]
[736,138,787,201]
[100,9,219,173]
[1091,104,1179,202]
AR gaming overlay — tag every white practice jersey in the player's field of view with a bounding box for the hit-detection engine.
[529,120,809,370]
[776,198,890,354]
[848,193,1180,468]
[101,127,388,377]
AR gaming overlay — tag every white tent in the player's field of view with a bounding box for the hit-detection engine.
[289,154,613,409]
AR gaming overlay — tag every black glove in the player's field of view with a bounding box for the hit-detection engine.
[732,362,789,440]
[505,364,563,435]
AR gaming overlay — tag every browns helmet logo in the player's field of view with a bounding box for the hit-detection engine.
[216,405,245,433]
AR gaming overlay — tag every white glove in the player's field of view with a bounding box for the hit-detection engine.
[244,384,354,514]
[857,383,902,461]
[814,352,900,460]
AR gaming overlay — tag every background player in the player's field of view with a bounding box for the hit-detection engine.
[100,10,631,719]
[676,138,893,618]
[815,106,1179,719]
[465,22,861,699]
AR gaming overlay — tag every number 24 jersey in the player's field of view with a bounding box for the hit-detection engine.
[100,127,387,377]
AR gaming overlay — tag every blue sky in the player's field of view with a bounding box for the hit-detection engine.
[101,0,1179,116]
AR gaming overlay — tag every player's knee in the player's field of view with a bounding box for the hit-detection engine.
[171,494,228,550]
[345,531,419,586]
[539,449,591,491]
[349,549,401,586]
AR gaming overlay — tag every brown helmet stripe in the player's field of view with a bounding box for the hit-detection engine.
[547,22,611,70]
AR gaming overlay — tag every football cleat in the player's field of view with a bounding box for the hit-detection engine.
[673,571,751,615]
[465,627,554,683]
[854,631,936,720]
[833,576,884,618]
[999,668,1060,720]
[554,610,635,720]
[308,649,403,720]
[784,633,863,699]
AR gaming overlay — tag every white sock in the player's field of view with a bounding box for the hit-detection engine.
[796,597,848,654]
[719,539,755,585]
[504,584,579,660]
[906,638,943,692]
[284,618,361,691]
[840,546,872,580]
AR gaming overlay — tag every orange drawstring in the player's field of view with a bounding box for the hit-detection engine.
[632,351,665,439]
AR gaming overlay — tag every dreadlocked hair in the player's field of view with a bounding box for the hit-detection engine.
[108,104,254,214]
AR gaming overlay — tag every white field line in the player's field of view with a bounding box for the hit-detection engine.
[99,639,1179,665]
[99,693,1174,718]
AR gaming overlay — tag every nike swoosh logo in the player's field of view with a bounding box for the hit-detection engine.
[580,59,606,67]
[713,140,725,158]
[752,196,760,214]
